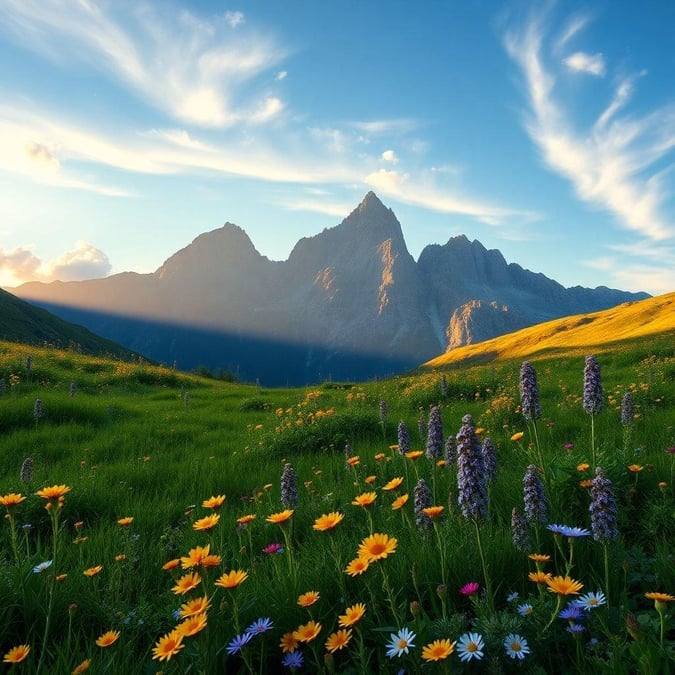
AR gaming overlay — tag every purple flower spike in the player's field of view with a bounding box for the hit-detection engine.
[519,361,541,421]
[425,406,444,460]
[456,414,488,521]
[583,355,603,416]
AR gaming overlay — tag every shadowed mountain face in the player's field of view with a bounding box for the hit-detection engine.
[14,192,648,385]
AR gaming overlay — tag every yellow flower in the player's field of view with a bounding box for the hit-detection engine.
[215,569,248,589]
[297,591,320,607]
[171,572,202,595]
[36,484,71,500]
[510,432,524,442]
[266,509,294,524]
[177,612,208,637]
[382,477,404,491]
[152,629,184,661]
[422,506,444,519]
[404,450,424,460]
[391,494,409,510]
[628,464,644,473]
[528,571,553,585]
[576,463,590,472]
[56,573,68,582]
[545,575,584,596]
[3,644,30,664]
[358,533,397,562]
[117,517,133,526]
[202,495,226,509]
[645,592,675,602]
[436,459,447,467]
[95,630,120,648]
[179,595,211,618]
[312,512,344,531]
[180,544,212,569]
[72,658,91,673]
[325,628,352,653]
[346,456,360,467]
[527,553,551,563]
[345,557,370,576]
[114,554,126,562]
[422,639,456,662]
[0,493,26,508]
[374,452,385,461]
[579,479,593,488]
[293,620,322,643]
[162,558,181,571]
[338,603,366,627]
[236,514,256,525]
[364,475,377,484]
[279,632,299,653]
[193,514,220,531]
[351,492,377,507]
[83,565,103,577]
[475,427,485,435]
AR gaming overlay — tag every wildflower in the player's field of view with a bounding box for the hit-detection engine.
[391,494,409,510]
[297,591,320,607]
[422,505,444,519]
[549,524,591,539]
[546,575,584,596]
[566,623,586,635]
[0,493,26,508]
[511,507,530,552]
[338,603,366,627]
[457,632,485,662]
[460,581,480,596]
[503,633,530,660]
[162,559,181,571]
[83,566,103,577]
[357,533,397,562]
[398,420,410,455]
[56,573,68,581]
[519,361,541,421]
[559,603,584,621]
[171,572,201,594]
[215,570,248,589]
[627,464,644,473]
[282,651,303,668]
[523,464,547,524]
[382,477,404,491]
[379,400,388,424]
[445,435,457,464]
[576,591,606,611]
[405,450,424,460]
[236,514,256,527]
[34,398,43,419]
[577,463,590,472]
[456,414,488,520]
[425,406,444,459]
[72,658,91,673]
[385,627,416,658]
[422,638,456,662]
[414,477,432,528]
[481,437,497,483]
[3,645,30,664]
[511,431,524,442]
[590,467,618,543]
[583,355,603,415]
[281,463,298,508]
[33,560,53,574]
[293,620,322,643]
[325,628,352,653]
[313,512,344,531]
[245,618,274,636]
[226,632,253,655]
[95,630,120,647]
[517,603,534,616]
[506,591,519,602]
[179,596,210,618]
[202,495,226,509]
[580,479,593,488]
[528,553,551,563]
[374,452,385,461]
[528,571,553,584]
[266,509,294,524]
[364,475,376,484]
[352,492,377,507]
[418,411,427,442]
[280,631,299,653]
[620,392,634,425]
[177,612,207,637]
[117,517,133,526]
[645,592,675,603]
[345,557,369,576]
[20,457,34,483]
[114,554,126,562]
[193,514,220,531]
[180,545,215,569]
[262,542,284,555]
[36,484,71,500]
[346,455,360,467]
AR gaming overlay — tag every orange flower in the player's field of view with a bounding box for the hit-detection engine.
[345,557,370,576]
[391,494,409,510]
[236,514,256,525]
[297,591,320,607]
[293,620,322,643]
[510,432,524,442]
[114,554,126,562]
[579,479,593,488]
[95,630,120,648]
[325,628,352,653]
[193,514,220,531]
[215,569,248,589]
[351,492,377,507]
[3,644,30,664]
[72,658,91,673]
[528,571,553,585]
[171,572,202,595]
[36,484,71,500]
[312,512,344,531]
[152,629,184,662]
[338,603,366,627]
[358,533,397,562]
[279,632,299,653]
[382,477,404,491]
[374,453,385,461]
[162,558,181,571]
[628,464,644,473]
[545,575,584,596]
[364,475,377,484]
[266,509,294,524]
[528,553,551,563]
[179,596,211,618]
[180,544,212,569]
[576,463,590,472]
[404,450,424,460]
[117,517,133,526]
[346,456,360,467]
[202,495,226,509]
[83,565,103,577]
[645,592,675,602]
[0,493,26,508]
[422,506,444,519]
[177,612,207,637]
[422,639,456,662]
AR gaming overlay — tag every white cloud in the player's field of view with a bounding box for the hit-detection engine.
[276,71,288,81]
[351,119,419,135]
[563,51,606,76]
[381,150,398,164]
[224,11,245,28]
[278,198,354,218]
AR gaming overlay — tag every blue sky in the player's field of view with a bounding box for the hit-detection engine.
[0,0,673,295]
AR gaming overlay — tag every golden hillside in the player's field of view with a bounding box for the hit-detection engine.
[423,291,675,368]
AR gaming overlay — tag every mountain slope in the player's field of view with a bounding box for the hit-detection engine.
[422,291,675,369]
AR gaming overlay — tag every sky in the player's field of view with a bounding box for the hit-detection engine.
[0,0,674,296]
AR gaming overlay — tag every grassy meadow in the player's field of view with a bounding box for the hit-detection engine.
[0,329,673,673]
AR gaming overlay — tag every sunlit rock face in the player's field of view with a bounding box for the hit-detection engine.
[14,192,648,385]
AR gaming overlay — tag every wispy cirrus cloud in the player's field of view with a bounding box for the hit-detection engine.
[0,1,286,128]
[563,51,605,76]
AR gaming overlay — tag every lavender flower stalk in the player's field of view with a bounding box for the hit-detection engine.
[583,355,603,466]
[456,414,488,521]
[445,435,457,465]
[620,392,634,426]
[590,466,618,606]
[280,463,298,509]
[519,361,541,421]
[523,464,547,525]
[414,478,432,529]
[33,398,43,420]
[511,507,530,552]
[481,437,497,484]
[20,457,34,484]
[417,411,427,444]
[425,406,444,460]
[397,421,410,455]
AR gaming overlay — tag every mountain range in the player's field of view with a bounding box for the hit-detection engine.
[13,192,649,385]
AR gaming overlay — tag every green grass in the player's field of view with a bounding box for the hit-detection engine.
[0,335,673,674]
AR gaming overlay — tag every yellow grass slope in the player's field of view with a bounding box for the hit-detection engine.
[423,291,675,369]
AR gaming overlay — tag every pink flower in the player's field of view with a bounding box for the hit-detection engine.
[564,443,574,451]
[262,542,284,555]
[460,582,480,596]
